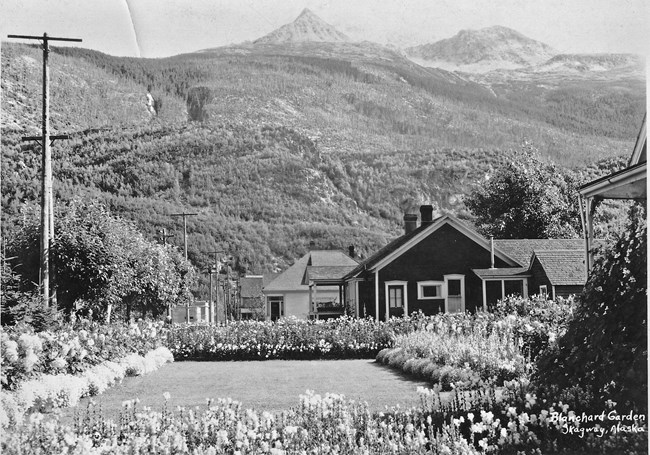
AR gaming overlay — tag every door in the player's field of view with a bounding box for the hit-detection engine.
[445,275,465,313]
[271,301,280,321]
[268,296,283,321]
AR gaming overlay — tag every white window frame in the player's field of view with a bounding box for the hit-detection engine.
[384,281,408,321]
[480,278,529,311]
[444,274,465,313]
[417,281,445,300]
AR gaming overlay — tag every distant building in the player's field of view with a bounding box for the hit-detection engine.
[239,274,278,320]
[262,246,359,320]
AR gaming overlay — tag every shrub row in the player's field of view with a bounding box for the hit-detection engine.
[167,316,413,360]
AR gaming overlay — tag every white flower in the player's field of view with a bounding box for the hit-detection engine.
[23,350,39,372]
[163,392,171,401]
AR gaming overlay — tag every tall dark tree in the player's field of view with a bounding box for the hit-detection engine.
[536,204,647,413]
[464,143,582,239]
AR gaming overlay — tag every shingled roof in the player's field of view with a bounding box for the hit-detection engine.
[240,274,280,298]
[264,250,358,292]
[494,239,586,267]
[307,266,358,282]
[532,249,586,285]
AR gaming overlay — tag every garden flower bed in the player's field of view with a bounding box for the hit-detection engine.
[1,320,174,429]
[167,316,414,360]
[1,380,646,454]
[0,346,174,429]
[376,298,573,390]
[376,313,528,389]
[1,320,168,391]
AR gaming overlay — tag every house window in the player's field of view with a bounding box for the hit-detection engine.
[539,285,548,299]
[268,296,284,321]
[418,281,444,299]
[388,285,404,308]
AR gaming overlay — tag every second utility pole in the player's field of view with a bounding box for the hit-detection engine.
[170,211,197,323]
[170,211,198,260]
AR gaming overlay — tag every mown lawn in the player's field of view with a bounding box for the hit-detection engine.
[61,360,431,423]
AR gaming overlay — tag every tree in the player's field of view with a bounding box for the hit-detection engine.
[6,199,197,323]
[463,144,582,239]
[536,203,647,413]
[187,86,214,122]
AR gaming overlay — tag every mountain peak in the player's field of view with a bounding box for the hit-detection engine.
[254,9,350,45]
[297,8,316,18]
[406,26,557,73]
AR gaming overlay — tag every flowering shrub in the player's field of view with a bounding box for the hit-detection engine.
[1,320,168,391]
[0,347,173,429]
[493,295,575,361]
[377,312,528,389]
[168,316,404,360]
[376,299,574,390]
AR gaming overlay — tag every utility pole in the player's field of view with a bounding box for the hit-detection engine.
[8,33,82,307]
[169,211,197,322]
[206,266,217,324]
[169,211,198,260]
[157,228,175,246]
[208,250,223,323]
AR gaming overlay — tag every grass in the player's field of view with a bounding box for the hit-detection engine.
[60,360,431,423]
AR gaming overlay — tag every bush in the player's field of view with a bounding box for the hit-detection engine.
[536,204,647,414]
[1,320,168,391]
[377,312,528,389]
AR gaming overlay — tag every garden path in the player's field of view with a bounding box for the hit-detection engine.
[60,360,433,423]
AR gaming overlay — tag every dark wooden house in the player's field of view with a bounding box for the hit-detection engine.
[344,206,589,321]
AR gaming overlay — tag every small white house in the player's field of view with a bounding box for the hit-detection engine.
[262,248,359,320]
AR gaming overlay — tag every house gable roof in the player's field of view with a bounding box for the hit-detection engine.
[345,215,521,278]
[264,250,358,292]
[531,249,586,286]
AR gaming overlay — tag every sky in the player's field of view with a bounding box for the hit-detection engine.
[1,0,648,58]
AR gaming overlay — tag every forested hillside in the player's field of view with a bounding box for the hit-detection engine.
[1,41,644,290]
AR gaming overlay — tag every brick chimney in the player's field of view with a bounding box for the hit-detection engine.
[348,245,355,258]
[404,214,418,234]
[420,205,434,225]
[309,240,316,250]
